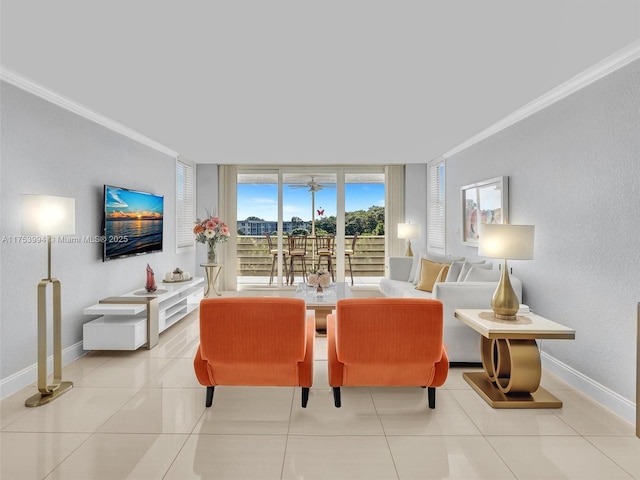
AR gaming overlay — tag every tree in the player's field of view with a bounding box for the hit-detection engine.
[245,216,264,221]
[344,206,385,235]
[315,215,336,235]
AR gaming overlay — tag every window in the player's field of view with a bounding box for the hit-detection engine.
[233,167,388,288]
[427,157,445,254]
[176,156,195,252]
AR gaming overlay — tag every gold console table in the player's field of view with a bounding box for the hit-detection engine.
[455,309,575,408]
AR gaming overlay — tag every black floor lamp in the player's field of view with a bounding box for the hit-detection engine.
[21,194,76,407]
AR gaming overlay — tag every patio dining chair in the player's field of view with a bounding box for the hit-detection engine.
[288,235,308,285]
[265,233,288,285]
[344,232,358,286]
[314,235,335,281]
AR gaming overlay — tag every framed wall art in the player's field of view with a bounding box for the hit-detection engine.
[461,176,509,246]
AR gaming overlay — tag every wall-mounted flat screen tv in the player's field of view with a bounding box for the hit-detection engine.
[103,185,164,261]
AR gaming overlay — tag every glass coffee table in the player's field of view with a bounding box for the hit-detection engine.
[294,282,352,332]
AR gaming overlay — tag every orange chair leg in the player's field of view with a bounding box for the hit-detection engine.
[301,387,309,408]
[428,387,435,409]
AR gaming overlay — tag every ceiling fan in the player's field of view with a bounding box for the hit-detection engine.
[288,176,334,236]
[288,176,335,192]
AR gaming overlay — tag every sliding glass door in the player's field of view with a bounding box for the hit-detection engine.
[236,167,386,288]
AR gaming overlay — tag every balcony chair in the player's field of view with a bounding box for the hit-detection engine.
[265,232,288,285]
[327,298,449,409]
[344,232,358,286]
[314,235,335,281]
[288,235,308,285]
[193,297,315,407]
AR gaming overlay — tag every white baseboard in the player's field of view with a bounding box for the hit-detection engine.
[541,351,635,425]
[0,341,86,400]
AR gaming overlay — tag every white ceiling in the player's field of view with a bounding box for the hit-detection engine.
[2,1,639,165]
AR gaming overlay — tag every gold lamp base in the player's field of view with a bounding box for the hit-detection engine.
[25,381,73,407]
[25,273,73,407]
[405,241,413,257]
[491,260,519,320]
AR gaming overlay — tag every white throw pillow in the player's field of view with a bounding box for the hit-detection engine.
[426,252,464,264]
[456,261,491,282]
[445,260,465,282]
[408,251,424,283]
[463,266,501,282]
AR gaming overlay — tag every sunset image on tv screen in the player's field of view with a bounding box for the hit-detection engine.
[104,185,163,260]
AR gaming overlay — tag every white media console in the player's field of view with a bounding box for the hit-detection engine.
[83,277,204,350]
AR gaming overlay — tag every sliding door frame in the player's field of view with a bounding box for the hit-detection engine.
[223,164,403,290]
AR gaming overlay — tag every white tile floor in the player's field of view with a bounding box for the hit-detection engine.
[2,309,639,480]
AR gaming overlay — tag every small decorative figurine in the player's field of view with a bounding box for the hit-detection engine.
[172,267,183,281]
[145,264,157,292]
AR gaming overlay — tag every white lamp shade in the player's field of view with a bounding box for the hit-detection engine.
[398,223,420,239]
[21,195,76,235]
[478,224,534,260]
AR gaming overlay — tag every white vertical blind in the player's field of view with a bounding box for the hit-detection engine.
[427,157,445,254]
[176,156,195,250]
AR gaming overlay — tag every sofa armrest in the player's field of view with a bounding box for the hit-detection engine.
[387,256,413,281]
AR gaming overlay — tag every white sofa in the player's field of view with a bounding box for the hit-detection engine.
[379,256,522,363]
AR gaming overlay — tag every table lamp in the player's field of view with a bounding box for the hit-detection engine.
[478,223,534,320]
[21,194,76,407]
[398,223,420,257]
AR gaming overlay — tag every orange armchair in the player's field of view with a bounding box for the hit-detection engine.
[194,297,315,407]
[327,298,449,409]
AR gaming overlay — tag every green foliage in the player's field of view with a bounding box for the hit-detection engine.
[345,206,384,235]
[310,206,384,235]
[315,216,336,234]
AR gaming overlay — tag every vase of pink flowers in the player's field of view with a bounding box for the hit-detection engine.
[194,211,230,264]
[307,268,332,293]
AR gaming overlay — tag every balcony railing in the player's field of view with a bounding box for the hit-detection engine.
[236,235,386,279]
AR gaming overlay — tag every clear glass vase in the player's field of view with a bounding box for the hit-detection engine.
[207,246,218,264]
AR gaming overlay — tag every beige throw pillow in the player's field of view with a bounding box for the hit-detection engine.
[434,265,450,284]
[415,259,448,293]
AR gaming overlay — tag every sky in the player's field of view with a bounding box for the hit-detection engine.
[105,186,164,220]
[237,183,384,221]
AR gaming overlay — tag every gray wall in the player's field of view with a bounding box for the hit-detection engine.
[0,82,195,389]
[405,163,428,254]
[445,59,640,404]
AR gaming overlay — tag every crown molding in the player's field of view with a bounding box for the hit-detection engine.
[444,39,640,159]
[0,67,180,159]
